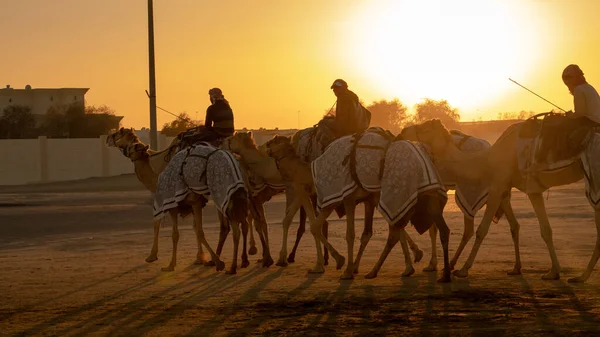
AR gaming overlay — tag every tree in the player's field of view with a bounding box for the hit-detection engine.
[0,105,37,139]
[413,98,460,128]
[366,98,408,133]
[41,103,121,138]
[160,112,197,136]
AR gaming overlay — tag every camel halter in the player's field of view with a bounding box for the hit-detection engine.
[121,143,148,162]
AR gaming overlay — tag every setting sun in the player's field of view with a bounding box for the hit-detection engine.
[349,0,544,115]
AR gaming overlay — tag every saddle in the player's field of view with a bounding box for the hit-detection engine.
[522,112,595,164]
[177,126,226,149]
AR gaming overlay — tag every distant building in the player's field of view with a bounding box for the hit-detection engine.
[0,84,123,132]
[0,84,88,117]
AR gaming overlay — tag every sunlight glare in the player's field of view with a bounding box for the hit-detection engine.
[349,0,540,114]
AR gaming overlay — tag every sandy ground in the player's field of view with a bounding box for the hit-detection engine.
[1,174,600,336]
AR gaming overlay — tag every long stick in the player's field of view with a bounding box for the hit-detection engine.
[508,78,566,112]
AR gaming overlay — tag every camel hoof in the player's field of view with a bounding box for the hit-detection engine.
[568,276,586,283]
[161,265,175,272]
[335,256,346,270]
[507,268,522,276]
[308,267,325,274]
[437,275,452,283]
[194,258,208,265]
[402,266,415,277]
[145,255,158,263]
[215,260,226,272]
[364,272,377,279]
[353,267,359,275]
[324,259,329,266]
[241,260,250,268]
[287,254,296,263]
[423,265,437,272]
[204,260,216,267]
[340,272,354,280]
[414,249,424,263]
[248,247,258,256]
[542,271,560,280]
[276,259,289,267]
[226,269,237,275]
[263,256,274,268]
[453,269,469,278]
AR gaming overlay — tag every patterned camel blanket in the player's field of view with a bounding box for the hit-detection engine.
[311,128,392,210]
[581,133,600,209]
[378,140,447,232]
[153,143,247,220]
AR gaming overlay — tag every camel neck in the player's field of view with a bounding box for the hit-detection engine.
[132,156,159,192]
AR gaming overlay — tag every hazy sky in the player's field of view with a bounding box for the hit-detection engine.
[1,0,599,129]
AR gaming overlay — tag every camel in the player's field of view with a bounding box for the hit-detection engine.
[152,143,250,274]
[401,118,600,282]
[264,135,346,274]
[397,129,512,272]
[225,131,361,267]
[106,128,256,269]
[265,134,451,282]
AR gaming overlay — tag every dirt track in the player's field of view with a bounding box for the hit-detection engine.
[1,175,600,336]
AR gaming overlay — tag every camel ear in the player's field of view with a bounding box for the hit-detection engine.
[248,131,252,138]
[143,145,150,151]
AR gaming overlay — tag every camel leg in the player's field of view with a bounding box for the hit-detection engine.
[306,207,337,274]
[502,199,523,276]
[311,195,329,266]
[434,210,452,283]
[453,191,503,278]
[288,206,306,263]
[277,198,302,267]
[323,219,330,266]
[405,231,423,263]
[353,200,375,274]
[569,210,600,283]
[449,215,474,270]
[253,204,274,267]
[191,204,225,271]
[341,198,356,280]
[162,211,180,272]
[303,197,345,271]
[226,221,241,274]
[205,213,230,267]
[146,218,160,263]
[365,223,411,279]
[193,215,208,265]
[529,192,561,280]
[241,219,250,268]
[424,224,438,272]
[248,214,258,256]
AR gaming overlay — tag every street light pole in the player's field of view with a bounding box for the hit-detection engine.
[147,0,158,150]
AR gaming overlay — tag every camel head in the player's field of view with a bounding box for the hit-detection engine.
[226,131,257,154]
[106,127,140,149]
[408,119,454,155]
[265,135,295,161]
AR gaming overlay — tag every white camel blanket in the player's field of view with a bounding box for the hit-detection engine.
[311,128,392,210]
[296,127,324,162]
[378,141,447,229]
[435,131,492,219]
[581,132,600,209]
[153,144,247,220]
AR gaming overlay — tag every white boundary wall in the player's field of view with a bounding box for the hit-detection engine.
[0,129,296,186]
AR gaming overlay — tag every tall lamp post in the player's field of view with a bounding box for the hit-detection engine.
[147,0,158,150]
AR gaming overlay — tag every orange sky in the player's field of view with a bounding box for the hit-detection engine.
[1,0,599,129]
